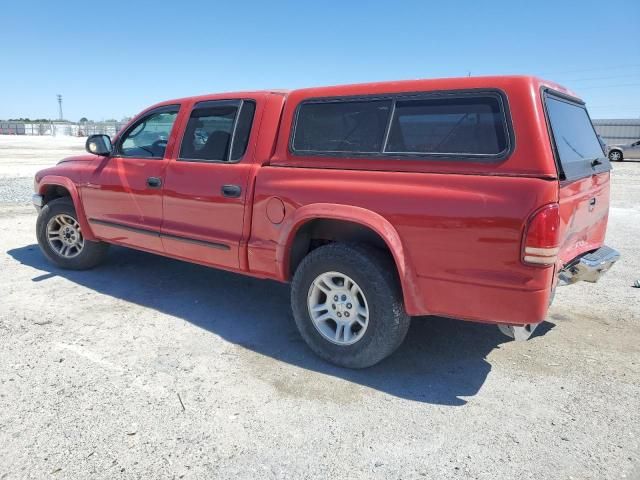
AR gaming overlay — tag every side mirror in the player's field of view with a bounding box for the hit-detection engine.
[86,134,112,156]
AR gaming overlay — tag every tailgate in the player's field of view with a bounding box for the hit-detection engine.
[557,172,610,264]
[544,90,612,265]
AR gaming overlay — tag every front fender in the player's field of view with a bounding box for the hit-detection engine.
[37,175,97,241]
[276,203,425,315]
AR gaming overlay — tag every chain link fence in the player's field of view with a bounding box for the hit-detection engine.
[0,121,127,137]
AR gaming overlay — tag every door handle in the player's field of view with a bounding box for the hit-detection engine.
[221,184,242,198]
[146,176,162,188]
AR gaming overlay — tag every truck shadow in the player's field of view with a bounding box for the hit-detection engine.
[8,244,553,406]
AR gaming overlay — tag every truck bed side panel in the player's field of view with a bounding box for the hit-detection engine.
[249,167,557,325]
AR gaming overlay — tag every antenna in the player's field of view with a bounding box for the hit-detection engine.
[57,94,63,121]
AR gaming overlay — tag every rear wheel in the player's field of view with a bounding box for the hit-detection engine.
[608,149,623,162]
[36,197,109,269]
[291,243,410,368]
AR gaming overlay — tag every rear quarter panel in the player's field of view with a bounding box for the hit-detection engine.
[249,168,558,324]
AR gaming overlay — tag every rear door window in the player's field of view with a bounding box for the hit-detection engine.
[179,100,256,162]
[544,93,610,180]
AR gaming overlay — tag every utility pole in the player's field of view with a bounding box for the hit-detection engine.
[57,94,63,121]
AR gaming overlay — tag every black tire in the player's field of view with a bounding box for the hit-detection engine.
[608,149,623,162]
[36,197,109,270]
[291,243,410,368]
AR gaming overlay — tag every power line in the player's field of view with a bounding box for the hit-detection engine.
[576,83,640,90]
[566,73,640,83]
[537,64,640,76]
[588,105,640,108]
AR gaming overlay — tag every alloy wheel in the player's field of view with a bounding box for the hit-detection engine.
[46,214,84,258]
[307,271,369,345]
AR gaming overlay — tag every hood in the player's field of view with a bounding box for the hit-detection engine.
[57,153,99,164]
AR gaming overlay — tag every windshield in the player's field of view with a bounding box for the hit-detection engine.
[545,93,610,180]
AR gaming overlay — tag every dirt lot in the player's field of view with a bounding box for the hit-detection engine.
[0,136,639,479]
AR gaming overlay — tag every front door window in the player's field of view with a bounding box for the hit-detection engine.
[118,108,179,158]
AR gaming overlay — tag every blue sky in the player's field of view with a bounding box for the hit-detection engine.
[1,0,639,121]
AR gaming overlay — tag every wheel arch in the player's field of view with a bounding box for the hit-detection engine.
[37,175,96,241]
[277,203,425,315]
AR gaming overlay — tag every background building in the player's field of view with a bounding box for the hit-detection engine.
[593,119,640,146]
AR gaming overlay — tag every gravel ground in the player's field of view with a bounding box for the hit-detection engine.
[0,177,33,204]
[0,136,85,205]
[0,137,639,479]
[0,135,84,177]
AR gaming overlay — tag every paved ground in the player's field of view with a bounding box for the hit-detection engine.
[0,136,639,479]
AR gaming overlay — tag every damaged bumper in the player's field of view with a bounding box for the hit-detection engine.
[557,245,620,286]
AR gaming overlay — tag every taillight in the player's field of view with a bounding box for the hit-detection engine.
[522,203,560,266]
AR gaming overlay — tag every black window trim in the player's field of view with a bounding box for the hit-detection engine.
[177,99,256,164]
[289,88,514,163]
[113,104,181,159]
[541,86,610,182]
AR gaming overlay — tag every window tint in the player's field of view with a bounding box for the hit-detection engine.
[293,100,391,153]
[120,108,178,158]
[180,100,255,162]
[545,95,609,180]
[386,96,507,155]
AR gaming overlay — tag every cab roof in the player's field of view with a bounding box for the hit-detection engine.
[148,75,578,110]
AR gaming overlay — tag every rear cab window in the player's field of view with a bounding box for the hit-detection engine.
[291,91,511,161]
[543,91,610,180]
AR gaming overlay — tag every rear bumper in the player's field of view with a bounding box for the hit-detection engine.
[557,245,620,286]
[414,274,552,326]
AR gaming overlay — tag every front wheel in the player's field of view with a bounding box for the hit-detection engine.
[36,197,109,270]
[291,243,410,368]
[608,150,623,162]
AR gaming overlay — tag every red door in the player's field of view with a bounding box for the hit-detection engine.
[160,99,258,270]
[80,105,181,252]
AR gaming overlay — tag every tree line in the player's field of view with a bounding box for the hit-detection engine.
[3,117,132,123]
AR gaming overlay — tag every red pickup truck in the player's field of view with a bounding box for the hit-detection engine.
[33,76,619,368]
